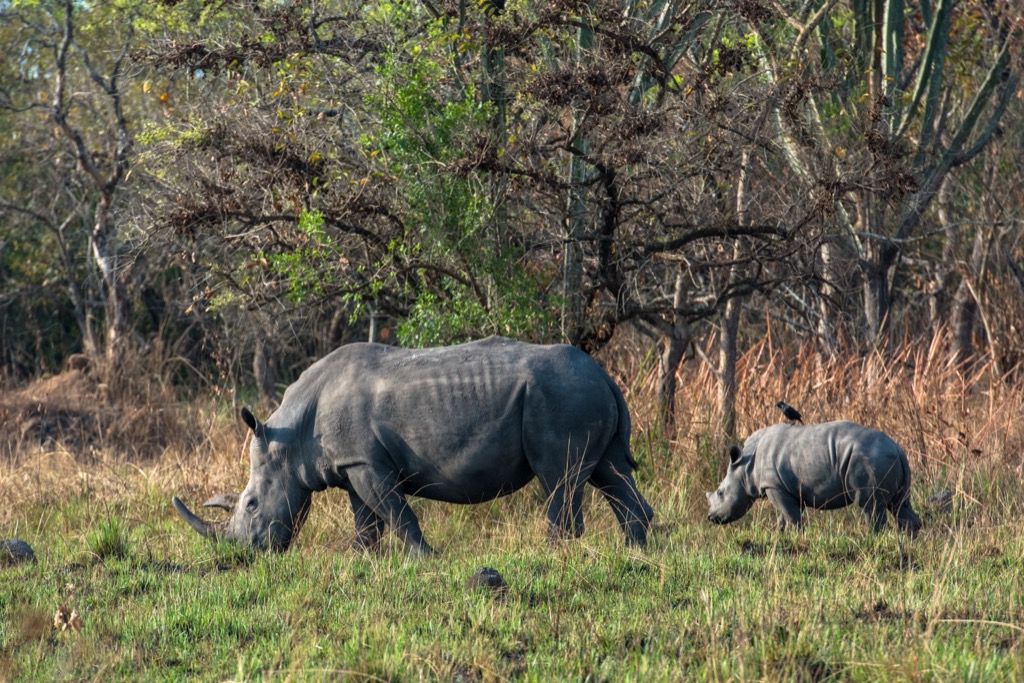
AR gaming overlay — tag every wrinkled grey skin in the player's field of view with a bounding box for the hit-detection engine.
[706,421,921,534]
[174,337,653,554]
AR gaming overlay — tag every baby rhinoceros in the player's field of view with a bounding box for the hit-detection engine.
[706,421,921,535]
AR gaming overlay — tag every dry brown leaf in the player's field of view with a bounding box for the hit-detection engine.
[53,605,82,632]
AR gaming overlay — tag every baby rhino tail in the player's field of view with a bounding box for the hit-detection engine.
[890,447,922,537]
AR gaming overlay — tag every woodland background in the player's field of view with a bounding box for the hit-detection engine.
[0,0,1021,437]
[2,4,1024,678]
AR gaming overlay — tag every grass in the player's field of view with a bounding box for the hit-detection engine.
[2,488,1021,681]
[2,335,1023,681]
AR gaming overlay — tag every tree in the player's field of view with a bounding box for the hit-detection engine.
[739,0,1020,348]
[136,0,820,424]
[0,0,144,377]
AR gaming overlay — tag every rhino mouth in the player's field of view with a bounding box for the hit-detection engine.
[173,495,307,552]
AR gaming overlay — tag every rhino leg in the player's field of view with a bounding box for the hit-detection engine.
[865,503,888,533]
[765,489,802,530]
[348,490,385,551]
[855,490,889,533]
[379,492,432,556]
[589,454,652,548]
[352,471,433,556]
[543,478,586,543]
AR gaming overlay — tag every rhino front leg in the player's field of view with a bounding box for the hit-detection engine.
[353,472,433,556]
[348,490,385,552]
[378,491,433,556]
[765,489,802,530]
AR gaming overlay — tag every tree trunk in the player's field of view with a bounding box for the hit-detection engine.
[562,19,594,345]
[93,192,128,373]
[717,149,751,441]
[51,216,98,357]
[950,228,990,368]
[656,270,689,429]
[816,239,838,360]
[253,338,277,409]
[50,0,132,377]
[861,240,899,345]
[929,178,957,331]
[481,3,509,245]
[717,291,741,441]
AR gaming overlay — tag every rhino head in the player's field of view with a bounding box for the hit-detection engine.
[173,407,312,551]
[705,444,757,524]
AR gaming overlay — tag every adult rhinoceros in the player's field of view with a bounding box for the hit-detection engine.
[173,337,653,554]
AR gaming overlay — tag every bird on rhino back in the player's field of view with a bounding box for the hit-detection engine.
[706,420,921,535]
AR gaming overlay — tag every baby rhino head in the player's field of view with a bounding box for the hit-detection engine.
[706,445,755,524]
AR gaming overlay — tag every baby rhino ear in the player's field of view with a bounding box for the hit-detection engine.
[728,445,742,464]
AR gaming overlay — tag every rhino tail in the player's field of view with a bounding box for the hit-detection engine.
[605,374,639,470]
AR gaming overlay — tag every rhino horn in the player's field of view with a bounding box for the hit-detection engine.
[172,496,226,539]
[202,492,239,511]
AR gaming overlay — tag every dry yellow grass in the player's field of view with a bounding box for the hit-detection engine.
[4,330,1023,533]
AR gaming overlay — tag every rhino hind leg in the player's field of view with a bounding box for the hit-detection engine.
[865,504,888,533]
[589,455,652,548]
[858,491,889,533]
[543,477,586,544]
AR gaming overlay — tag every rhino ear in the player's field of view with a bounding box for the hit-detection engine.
[728,445,742,464]
[240,406,265,439]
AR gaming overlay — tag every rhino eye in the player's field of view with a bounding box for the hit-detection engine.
[245,498,259,513]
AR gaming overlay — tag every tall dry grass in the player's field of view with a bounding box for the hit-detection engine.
[3,329,1022,535]
[610,327,1024,526]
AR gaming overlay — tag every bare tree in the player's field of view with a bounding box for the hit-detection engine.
[0,1,136,376]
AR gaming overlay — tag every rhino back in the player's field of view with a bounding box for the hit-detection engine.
[750,421,906,508]
[284,338,622,503]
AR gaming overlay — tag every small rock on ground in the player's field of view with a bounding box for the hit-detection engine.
[1,538,35,566]
[466,566,506,594]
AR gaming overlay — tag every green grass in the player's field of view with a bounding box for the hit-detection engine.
[4,335,1024,680]
[2,468,1022,682]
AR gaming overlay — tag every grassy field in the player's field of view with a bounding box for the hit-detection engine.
[2,338,1023,681]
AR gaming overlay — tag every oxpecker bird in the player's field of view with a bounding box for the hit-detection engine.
[776,401,803,424]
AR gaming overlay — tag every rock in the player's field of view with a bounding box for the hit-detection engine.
[925,489,954,512]
[1,538,35,566]
[466,566,506,594]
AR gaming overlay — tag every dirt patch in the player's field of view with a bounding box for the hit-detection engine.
[739,538,806,557]
[1,364,193,460]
